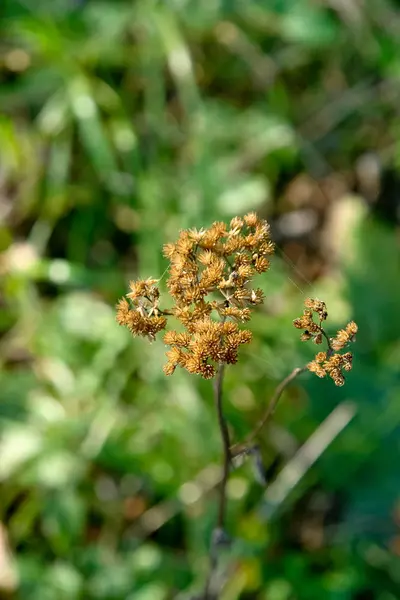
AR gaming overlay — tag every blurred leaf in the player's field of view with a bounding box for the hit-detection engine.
[280,5,338,47]
[42,489,86,554]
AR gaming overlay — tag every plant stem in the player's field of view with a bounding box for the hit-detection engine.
[213,363,230,529]
[230,366,306,455]
[318,325,333,356]
[203,364,230,600]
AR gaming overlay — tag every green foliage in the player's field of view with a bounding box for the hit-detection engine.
[1,0,400,598]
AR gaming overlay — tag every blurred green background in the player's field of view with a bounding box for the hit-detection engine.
[1,1,400,598]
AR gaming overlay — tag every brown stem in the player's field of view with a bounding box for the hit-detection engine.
[213,363,231,529]
[202,363,230,600]
[318,325,333,356]
[230,366,306,455]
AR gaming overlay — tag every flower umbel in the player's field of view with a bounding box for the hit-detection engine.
[294,299,358,386]
[116,213,274,378]
[116,220,357,388]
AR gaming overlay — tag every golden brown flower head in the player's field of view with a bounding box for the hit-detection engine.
[331,321,358,351]
[304,298,328,321]
[117,219,358,387]
[159,213,273,377]
[293,298,328,340]
[116,213,273,378]
[162,320,252,379]
[294,299,357,387]
[116,280,166,342]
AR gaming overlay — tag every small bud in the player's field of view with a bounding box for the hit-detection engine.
[231,448,249,469]
[314,333,323,344]
[210,527,232,560]
[300,331,313,341]
[249,445,268,486]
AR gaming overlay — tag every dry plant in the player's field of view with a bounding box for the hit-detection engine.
[116,213,357,598]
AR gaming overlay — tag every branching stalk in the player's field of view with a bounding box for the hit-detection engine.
[317,322,333,354]
[230,366,306,455]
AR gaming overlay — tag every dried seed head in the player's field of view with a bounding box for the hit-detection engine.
[160,213,273,377]
[117,219,357,387]
[307,360,326,378]
[116,281,167,342]
[295,299,357,387]
[300,331,313,341]
[331,321,358,350]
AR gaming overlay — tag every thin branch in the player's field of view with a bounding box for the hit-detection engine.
[318,325,333,356]
[230,366,306,455]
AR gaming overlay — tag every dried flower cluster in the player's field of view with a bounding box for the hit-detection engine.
[116,278,167,341]
[294,299,358,386]
[116,213,274,378]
